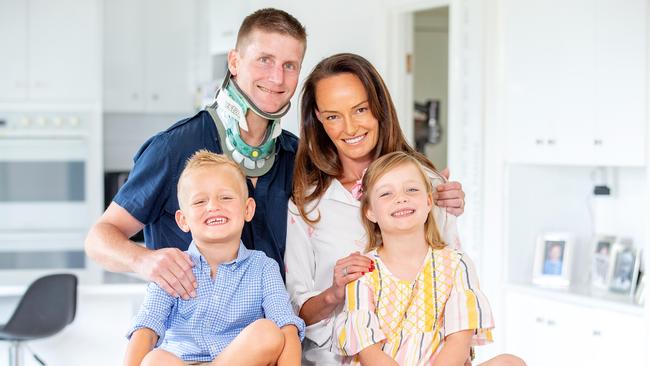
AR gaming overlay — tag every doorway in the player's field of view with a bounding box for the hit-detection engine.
[413,7,449,171]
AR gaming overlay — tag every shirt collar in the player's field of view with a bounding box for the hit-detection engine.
[276,131,296,153]
[322,179,360,207]
[187,241,252,270]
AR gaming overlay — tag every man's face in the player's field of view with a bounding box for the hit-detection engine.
[228,30,305,114]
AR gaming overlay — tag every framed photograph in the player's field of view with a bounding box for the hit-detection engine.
[608,239,640,295]
[634,272,645,305]
[532,232,573,288]
[590,235,616,289]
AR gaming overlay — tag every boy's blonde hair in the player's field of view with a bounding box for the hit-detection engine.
[360,151,446,252]
[177,150,248,208]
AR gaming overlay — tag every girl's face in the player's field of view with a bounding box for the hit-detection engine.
[365,162,432,236]
[314,73,379,165]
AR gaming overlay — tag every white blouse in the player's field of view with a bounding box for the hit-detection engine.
[285,174,460,365]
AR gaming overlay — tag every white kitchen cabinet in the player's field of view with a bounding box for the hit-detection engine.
[0,0,100,103]
[103,0,196,114]
[504,289,644,366]
[586,308,646,365]
[209,1,249,54]
[591,0,647,166]
[0,0,28,101]
[504,291,584,366]
[503,0,646,166]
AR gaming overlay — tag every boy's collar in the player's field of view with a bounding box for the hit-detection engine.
[187,241,252,269]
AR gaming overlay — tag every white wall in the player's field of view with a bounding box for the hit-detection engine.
[506,166,647,286]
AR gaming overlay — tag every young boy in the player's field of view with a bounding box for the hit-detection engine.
[123,150,304,366]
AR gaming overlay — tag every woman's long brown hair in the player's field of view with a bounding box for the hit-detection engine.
[292,53,436,224]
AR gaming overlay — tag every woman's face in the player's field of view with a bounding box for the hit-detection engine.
[315,73,379,165]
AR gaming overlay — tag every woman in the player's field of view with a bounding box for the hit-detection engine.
[285,53,465,365]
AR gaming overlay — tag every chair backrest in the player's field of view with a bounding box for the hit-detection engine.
[2,274,77,340]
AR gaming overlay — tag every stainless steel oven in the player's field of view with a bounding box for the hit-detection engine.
[0,109,103,284]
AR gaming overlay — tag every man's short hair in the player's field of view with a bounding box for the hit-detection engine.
[236,8,307,51]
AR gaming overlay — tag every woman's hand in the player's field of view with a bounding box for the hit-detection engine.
[299,251,374,326]
[434,168,466,216]
[330,252,374,304]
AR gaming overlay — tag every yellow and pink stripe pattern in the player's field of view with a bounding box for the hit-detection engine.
[332,247,493,365]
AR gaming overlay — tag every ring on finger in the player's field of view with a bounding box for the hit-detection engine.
[342,266,349,277]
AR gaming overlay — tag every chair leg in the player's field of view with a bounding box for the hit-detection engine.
[8,341,22,366]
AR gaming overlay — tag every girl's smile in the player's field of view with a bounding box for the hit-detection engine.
[365,162,432,235]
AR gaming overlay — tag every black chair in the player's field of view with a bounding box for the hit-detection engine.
[0,274,78,366]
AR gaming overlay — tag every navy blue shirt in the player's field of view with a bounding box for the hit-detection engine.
[113,110,297,278]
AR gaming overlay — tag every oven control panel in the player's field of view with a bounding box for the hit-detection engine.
[0,111,92,137]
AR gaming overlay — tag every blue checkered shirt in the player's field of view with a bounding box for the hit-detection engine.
[127,242,305,362]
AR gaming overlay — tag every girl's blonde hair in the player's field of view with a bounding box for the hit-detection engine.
[360,151,446,252]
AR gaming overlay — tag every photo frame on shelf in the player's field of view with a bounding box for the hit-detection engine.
[608,239,640,296]
[532,232,573,288]
[634,272,645,305]
[590,235,617,290]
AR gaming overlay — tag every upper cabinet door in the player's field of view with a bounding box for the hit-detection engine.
[503,0,594,165]
[104,0,196,114]
[103,0,146,112]
[592,0,647,166]
[209,1,248,55]
[143,0,195,114]
[28,0,100,102]
[503,0,646,166]
[0,0,28,102]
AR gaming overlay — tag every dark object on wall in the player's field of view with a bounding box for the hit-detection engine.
[0,274,78,366]
[414,99,442,153]
[105,171,145,242]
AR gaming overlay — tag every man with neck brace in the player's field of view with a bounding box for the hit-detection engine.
[85,8,465,300]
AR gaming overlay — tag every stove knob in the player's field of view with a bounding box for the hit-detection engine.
[35,116,46,127]
[52,117,63,127]
[20,117,31,127]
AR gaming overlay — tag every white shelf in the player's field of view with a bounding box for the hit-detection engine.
[505,283,643,317]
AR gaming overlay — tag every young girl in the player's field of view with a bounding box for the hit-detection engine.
[332,151,514,366]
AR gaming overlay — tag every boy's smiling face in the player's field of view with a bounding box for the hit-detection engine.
[175,165,254,245]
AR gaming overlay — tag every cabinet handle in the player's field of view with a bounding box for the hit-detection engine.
[546,320,556,326]
[594,139,603,146]
[132,93,139,100]
[535,317,544,323]
[547,139,556,145]
[152,94,159,101]
[535,139,544,145]
[592,330,601,336]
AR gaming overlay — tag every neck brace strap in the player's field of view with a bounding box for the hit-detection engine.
[209,73,289,176]
[215,70,290,128]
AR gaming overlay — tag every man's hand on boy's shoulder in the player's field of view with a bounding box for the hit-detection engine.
[135,248,197,299]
